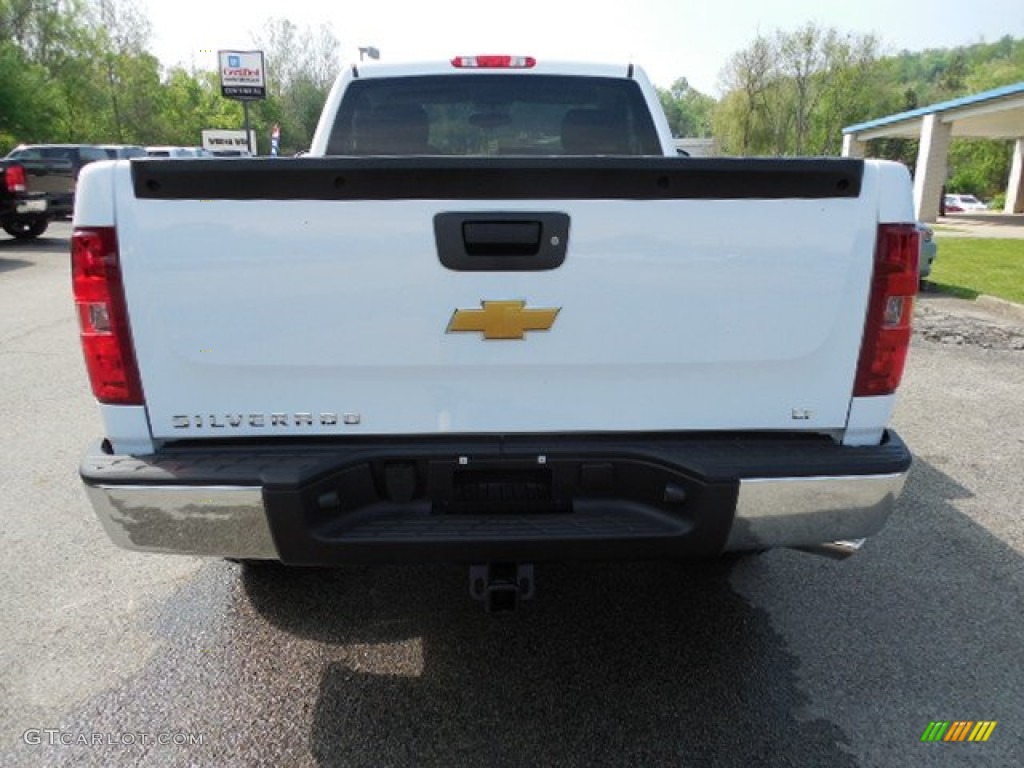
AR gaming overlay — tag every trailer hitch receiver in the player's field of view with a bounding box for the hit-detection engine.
[469,563,535,612]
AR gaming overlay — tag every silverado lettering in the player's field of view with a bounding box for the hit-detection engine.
[171,413,344,429]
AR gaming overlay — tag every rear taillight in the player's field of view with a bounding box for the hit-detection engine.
[451,55,536,69]
[72,227,144,405]
[853,223,920,397]
[4,164,27,193]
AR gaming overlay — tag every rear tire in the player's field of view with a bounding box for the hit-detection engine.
[3,217,49,239]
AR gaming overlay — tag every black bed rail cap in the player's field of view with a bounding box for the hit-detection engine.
[131,156,865,201]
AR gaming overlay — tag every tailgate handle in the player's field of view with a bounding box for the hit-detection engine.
[435,212,570,271]
[463,221,541,256]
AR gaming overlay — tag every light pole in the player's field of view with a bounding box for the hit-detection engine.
[358,46,380,62]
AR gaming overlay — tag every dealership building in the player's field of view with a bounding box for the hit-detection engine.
[842,82,1024,222]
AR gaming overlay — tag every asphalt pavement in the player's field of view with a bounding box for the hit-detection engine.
[1,223,1021,767]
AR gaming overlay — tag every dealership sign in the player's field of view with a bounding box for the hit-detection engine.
[218,50,266,100]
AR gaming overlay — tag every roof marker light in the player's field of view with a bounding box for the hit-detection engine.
[451,55,536,69]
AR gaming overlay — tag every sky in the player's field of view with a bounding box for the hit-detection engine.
[139,0,1024,95]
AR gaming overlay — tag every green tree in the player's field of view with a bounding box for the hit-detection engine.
[715,32,776,153]
[714,24,883,156]
[810,30,883,155]
[158,68,245,146]
[948,140,1014,198]
[657,77,715,137]
[0,41,60,149]
[251,18,340,153]
[89,0,163,143]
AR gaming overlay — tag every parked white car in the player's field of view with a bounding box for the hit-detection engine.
[944,193,988,212]
[145,146,211,158]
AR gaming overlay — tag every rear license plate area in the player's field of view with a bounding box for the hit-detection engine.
[442,467,568,515]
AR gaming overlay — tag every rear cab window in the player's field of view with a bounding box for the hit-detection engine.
[14,147,72,172]
[40,148,74,161]
[327,75,661,156]
[80,147,111,163]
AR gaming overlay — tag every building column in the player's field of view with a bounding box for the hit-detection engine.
[1006,138,1024,214]
[842,133,866,158]
[912,114,952,223]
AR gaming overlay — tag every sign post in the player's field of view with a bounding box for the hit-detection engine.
[218,50,266,156]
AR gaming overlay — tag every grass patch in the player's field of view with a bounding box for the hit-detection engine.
[928,238,1024,304]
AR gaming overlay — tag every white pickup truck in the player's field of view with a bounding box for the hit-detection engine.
[74,57,917,608]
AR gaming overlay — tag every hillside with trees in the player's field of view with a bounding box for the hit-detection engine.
[661,25,1022,200]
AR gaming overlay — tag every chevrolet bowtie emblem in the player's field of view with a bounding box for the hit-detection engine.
[447,300,560,340]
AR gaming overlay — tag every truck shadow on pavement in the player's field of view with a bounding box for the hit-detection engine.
[243,561,856,767]
[0,256,33,274]
[0,233,68,254]
[0,233,69,273]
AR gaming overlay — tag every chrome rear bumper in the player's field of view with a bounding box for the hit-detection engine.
[84,484,280,560]
[724,472,908,553]
[83,460,908,562]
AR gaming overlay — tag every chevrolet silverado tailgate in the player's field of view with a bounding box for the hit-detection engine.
[99,157,881,440]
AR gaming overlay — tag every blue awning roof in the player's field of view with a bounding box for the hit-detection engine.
[843,81,1024,135]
